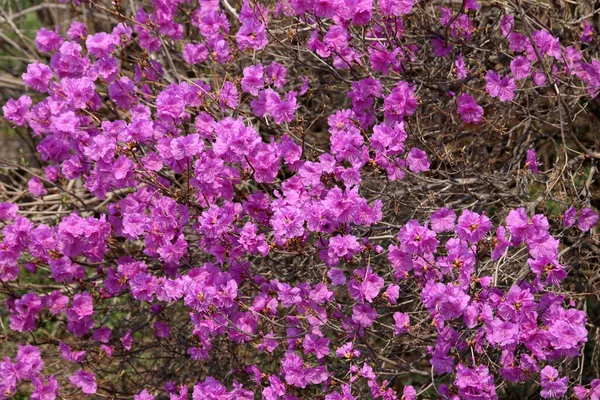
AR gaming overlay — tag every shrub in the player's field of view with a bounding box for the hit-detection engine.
[1,0,599,398]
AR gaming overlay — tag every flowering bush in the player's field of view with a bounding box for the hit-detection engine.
[1,0,600,398]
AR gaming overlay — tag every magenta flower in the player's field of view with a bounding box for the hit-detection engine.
[35,27,63,53]
[430,207,456,233]
[22,61,53,92]
[280,352,307,388]
[348,266,384,303]
[86,32,118,58]
[398,219,438,255]
[153,321,171,338]
[540,366,568,399]
[121,329,133,350]
[531,29,562,59]
[59,341,86,363]
[393,312,410,335]
[336,342,360,359]
[383,81,417,123]
[328,234,362,261]
[431,37,453,57]
[563,206,577,228]
[66,21,86,41]
[577,208,598,231]
[505,208,549,246]
[379,0,414,16]
[28,177,47,198]
[533,70,547,86]
[0,2,597,398]
[454,364,497,399]
[328,268,346,286]
[402,385,417,400]
[271,206,304,241]
[455,54,468,79]
[510,56,531,80]
[406,148,430,173]
[352,303,378,328]
[156,84,186,121]
[486,70,516,102]
[219,81,239,109]
[63,77,96,109]
[582,21,595,43]
[269,91,298,124]
[241,64,264,95]
[0,202,18,222]
[69,370,97,395]
[3,95,32,126]
[525,149,540,173]
[303,334,330,359]
[500,15,514,37]
[457,93,483,124]
[266,62,287,89]
[491,226,510,260]
[129,272,158,302]
[93,326,112,343]
[465,0,480,10]
[134,390,155,400]
[31,376,59,400]
[455,210,492,243]
[183,43,209,65]
[486,318,519,348]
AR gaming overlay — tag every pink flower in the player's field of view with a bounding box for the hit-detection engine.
[121,329,133,350]
[510,56,531,80]
[28,177,47,198]
[406,148,430,173]
[533,70,547,86]
[455,54,468,79]
[431,37,453,57]
[67,21,87,41]
[582,21,595,43]
[35,27,63,53]
[69,370,97,395]
[241,64,264,95]
[3,95,32,126]
[219,81,239,109]
[454,364,497,399]
[455,210,492,243]
[266,62,287,89]
[457,93,483,124]
[134,390,155,400]
[383,81,418,123]
[352,304,378,327]
[563,206,577,228]
[430,207,456,233]
[348,266,384,303]
[486,70,516,102]
[393,312,410,335]
[500,15,514,37]
[577,208,598,231]
[398,219,438,255]
[183,43,209,64]
[379,0,414,16]
[540,365,568,399]
[525,148,540,173]
[22,62,53,92]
